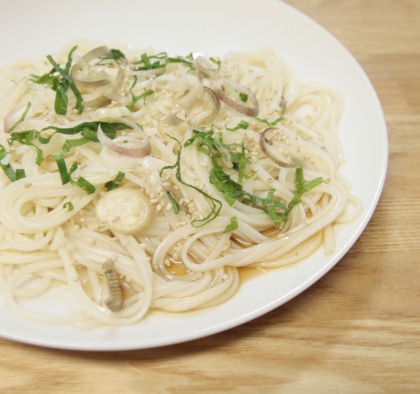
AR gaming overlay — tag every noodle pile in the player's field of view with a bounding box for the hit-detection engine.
[0,40,361,329]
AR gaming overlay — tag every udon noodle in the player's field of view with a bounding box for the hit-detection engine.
[0,40,361,329]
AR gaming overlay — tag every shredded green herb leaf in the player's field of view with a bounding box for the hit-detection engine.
[72,176,95,194]
[224,216,238,233]
[226,120,249,132]
[63,201,74,211]
[8,102,31,134]
[160,135,222,227]
[105,171,125,190]
[127,89,154,110]
[209,57,221,72]
[166,192,180,214]
[0,144,25,182]
[239,93,248,102]
[96,48,127,65]
[44,46,84,115]
[254,116,284,127]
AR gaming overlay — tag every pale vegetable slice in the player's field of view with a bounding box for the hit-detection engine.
[95,188,155,234]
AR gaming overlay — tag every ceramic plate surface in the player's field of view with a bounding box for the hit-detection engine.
[0,0,387,350]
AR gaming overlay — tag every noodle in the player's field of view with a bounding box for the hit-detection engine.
[0,40,361,328]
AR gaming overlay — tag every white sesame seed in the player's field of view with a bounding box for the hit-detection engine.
[150,199,159,204]
[156,204,162,211]
[23,182,32,188]
[139,243,147,249]
[200,161,207,167]
[267,178,275,183]
[166,203,173,211]
[164,259,171,266]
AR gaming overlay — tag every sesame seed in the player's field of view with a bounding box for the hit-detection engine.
[277,233,286,239]
[164,259,171,266]
[73,225,81,232]
[156,204,162,211]
[89,239,97,247]
[23,182,32,188]
[222,274,228,281]
[200,161,207,167]
[139,243,147,249]
[150,198,159,204]
[267,178,275,183]
[73,275,79,282]
[166,203,173,211]
[173,252,179,260]
[110,215,120,222]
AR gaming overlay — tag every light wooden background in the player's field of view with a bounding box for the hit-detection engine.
[1,0,419,392]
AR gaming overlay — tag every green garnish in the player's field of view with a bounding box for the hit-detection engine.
[184,127,322,227]
[63,201,74,211]
[166,192,180,214]
[72,176,95,195]
[96,48,127,65]
[8,102,31,133]
[8,121,130,193]
[0,144,25,182]
[185,128,251,177]
[45,46,83,115]
[127,89,154,110]
[209,57,221,72]
[254,116,284,127]
[284,167,324,221]
[15,169,26,180]
[32,47,83,115]
[224,216,238,233]
[239,93,248,102]
[226,120,249,132]
[132,52,196,72]
[105,171,125,191]
[160,135,222,227]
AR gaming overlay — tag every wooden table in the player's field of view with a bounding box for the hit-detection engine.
[1,1,419,392]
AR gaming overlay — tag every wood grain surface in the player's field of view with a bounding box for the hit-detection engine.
[1,1,419,393]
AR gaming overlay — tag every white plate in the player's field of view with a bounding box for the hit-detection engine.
[0,0,387,351]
